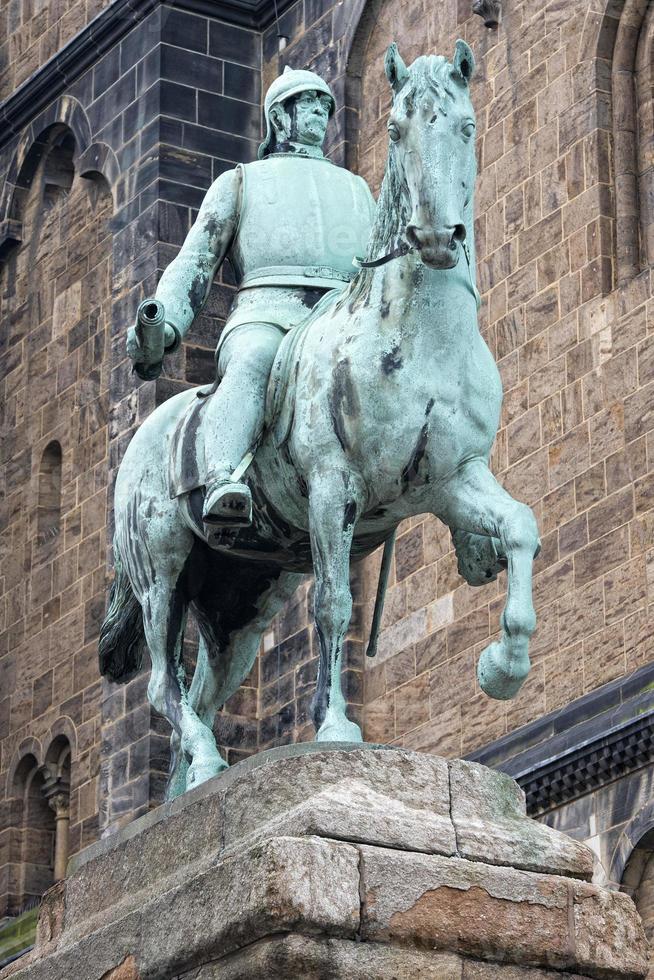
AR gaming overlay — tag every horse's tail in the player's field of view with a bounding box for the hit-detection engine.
[99,542,145,684]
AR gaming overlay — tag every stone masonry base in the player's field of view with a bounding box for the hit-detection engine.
[0,745,648,979]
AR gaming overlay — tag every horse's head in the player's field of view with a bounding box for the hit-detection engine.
[385,41,477,270]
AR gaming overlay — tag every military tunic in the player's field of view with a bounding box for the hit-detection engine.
[218,153,376,354]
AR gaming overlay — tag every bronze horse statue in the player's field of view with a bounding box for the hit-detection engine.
[100,41,540,796]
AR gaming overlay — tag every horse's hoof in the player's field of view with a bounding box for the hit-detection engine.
[186,755,228,790]
[477,641,530,700]
[315,716,363,743]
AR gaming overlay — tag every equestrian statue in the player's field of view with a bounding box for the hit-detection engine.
[99,43,541,797]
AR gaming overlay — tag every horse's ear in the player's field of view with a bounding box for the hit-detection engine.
[384,43,409,94]
[453,39,475,84]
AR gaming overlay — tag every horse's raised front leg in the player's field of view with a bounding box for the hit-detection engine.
[438,459,541,700]
[308,472,363,742]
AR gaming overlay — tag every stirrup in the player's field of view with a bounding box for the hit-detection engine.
[202,479,252,527]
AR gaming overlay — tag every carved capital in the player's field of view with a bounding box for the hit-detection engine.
[39,764,70,817]
[472,0,501,27]
[47,791,70,820]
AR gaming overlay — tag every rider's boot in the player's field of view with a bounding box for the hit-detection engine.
[202,475,252,526]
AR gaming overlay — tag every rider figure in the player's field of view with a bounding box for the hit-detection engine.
[127,67,375,526]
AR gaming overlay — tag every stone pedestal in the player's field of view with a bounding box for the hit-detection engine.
[0,745,648,979]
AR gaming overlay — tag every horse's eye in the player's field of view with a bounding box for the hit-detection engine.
[388,123,401,142]
[462,121,476,138]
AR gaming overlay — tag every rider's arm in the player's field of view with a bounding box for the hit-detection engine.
[156,168,241,348]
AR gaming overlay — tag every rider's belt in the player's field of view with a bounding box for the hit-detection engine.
[240,265,354,289]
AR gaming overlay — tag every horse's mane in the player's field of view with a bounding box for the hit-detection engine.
[343,54,463,312]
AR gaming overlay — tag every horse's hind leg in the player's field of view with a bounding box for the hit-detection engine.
[437,458,541,700]
[141,584,226,790]
[308,471,363,742]
[167,634,224,799]
[167,565,304,796]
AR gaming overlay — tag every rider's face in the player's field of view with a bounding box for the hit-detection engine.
[292,91,331,146]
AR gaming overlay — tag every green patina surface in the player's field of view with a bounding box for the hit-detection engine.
[0,908,38,966]
[101,42,541,799]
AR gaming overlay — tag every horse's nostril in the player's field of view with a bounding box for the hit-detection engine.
[453,224,466,243]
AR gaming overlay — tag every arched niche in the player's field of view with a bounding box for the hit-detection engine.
[8,754,55,915]
[37,441,63,555]
[0,121,114,329]
[0,95,118,265]
[590,0,654,282]
[4,734,72,917]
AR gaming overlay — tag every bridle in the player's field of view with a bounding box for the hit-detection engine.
[353,236,480,309]
[353,240,414,269]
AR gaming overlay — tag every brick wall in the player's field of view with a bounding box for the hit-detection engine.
[0,132,113,914]
[257,0,654,763]
[0,0,114,101]
[350,0,654,758]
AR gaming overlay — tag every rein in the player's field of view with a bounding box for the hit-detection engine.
[353,240,414,268]
[353,232,481,310]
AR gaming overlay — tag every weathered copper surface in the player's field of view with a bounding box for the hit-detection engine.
[102,45,541,797]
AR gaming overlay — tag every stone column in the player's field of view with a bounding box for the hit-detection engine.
[40,771,70,882]
[48,793,70,883]
[5,746,649,979]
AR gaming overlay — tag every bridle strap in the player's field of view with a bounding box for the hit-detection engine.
[353,241,413,269]
[353,229,481,309]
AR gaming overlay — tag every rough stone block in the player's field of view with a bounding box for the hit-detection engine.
[221,747,455,857]
[450,760,594,879]
[3,747,648,980]
[462,965,591,979]
[5,836,361,980]
[573,883,649,979]
[183,935,464,979]
[359,845,574,969]
[100,957,140,980]
[64,790,223,938]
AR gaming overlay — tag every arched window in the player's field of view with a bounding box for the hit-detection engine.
[6,740,71,917]
[621,828,654,957]
[37,442,62,551]
[603,0,654,281]
[10,755,54,915]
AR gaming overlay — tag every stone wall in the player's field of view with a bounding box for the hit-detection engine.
[258,0,654,764]
[0,0,114,102]
[0,2,264,914]
[0,131,113,915]
[1,0,653,924]
[351,0,654,760]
